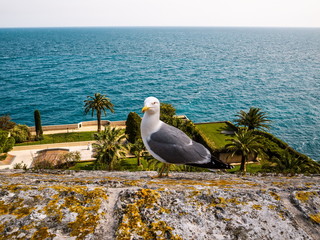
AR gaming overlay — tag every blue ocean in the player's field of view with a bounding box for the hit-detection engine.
[0,27,319,160]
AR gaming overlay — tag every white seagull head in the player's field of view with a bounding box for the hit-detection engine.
[142,96,160,115]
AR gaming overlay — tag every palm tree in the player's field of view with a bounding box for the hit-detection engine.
[84,93,114,132]
[225,128,264,173]
[92,126,128,170]
[130,138,145,166]
[267,150,320,174]
[234,107,271,131]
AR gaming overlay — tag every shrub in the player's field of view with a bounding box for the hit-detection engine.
[13,161,28,170]
[0,115,15,131]
[0,130,15,153]
[160,103,176,125]
[10,124,31,143]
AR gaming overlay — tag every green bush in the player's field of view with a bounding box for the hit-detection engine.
[0,130,15,153]
[10,124,31,143]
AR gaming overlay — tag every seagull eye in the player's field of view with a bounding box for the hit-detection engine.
[153,102,157,105]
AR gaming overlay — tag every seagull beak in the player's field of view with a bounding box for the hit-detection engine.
[142,106,150,113]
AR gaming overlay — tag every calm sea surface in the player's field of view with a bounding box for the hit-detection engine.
[0,27,319,160]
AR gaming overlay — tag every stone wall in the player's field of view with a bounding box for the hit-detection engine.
[0,170,319,240]
[28,120,126,133]
[29,124,79,132]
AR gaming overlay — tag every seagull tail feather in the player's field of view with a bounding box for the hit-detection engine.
[186,156,233,170]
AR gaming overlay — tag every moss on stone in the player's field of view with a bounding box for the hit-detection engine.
[31,227,56,240]
[269,191,281,201]
[295,191,317,202]
[252,204,262,210]
[0,183,107,240]
[116,188,182,240]
[309,213,320,224]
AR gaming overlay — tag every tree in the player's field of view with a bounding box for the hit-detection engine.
[125,112,141,144]
[160,102,176,124]
[0,130,15,153]
[234,107,271,131]
[92,126,128,170]
[0,115,15,131]
[84,93,114,132]
[265,150,320,174]
[130,138,145,166]
[34,110,43,140]
[225,128,264,173]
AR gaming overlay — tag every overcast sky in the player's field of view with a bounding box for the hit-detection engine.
[0,0,319,28]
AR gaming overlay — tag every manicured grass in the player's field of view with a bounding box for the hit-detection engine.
[118,158,150,171]
[227,163,262,174]
[70,158,262,174]
[69,161,96,170]
[15,131,96,146]
[196,122,236,149]
[69,158,150,171]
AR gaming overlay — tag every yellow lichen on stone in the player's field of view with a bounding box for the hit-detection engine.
[148,178,257,189]
[188,190,200,198]
[116,188,182,240]
[269,191,281,201]
[4,184,31,192]
[14,206,36,219]
[278,211,286,220]
[0,197,34,219]
[252,204,262,210]
[42,185,108,239]
[309,213,320,224]
[43,194,63,222]
[159,207,171,214]
[295,191,317,202]
[31,227,56,240]
[268,204,277,210]
[272,181,286,187]
[207,196,245,209]
[304,182,315,187]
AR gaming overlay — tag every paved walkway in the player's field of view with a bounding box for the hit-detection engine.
[30,124,125,135]
[0,141,96,170]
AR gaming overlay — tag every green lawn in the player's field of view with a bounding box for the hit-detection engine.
[69,158,149,171]
[69,161,96,170]
[227,163,262,174]
[70,158,262,174]
[196,122,236,149]
[15,131,96,146]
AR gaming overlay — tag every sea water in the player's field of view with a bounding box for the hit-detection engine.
[0,27,319,160]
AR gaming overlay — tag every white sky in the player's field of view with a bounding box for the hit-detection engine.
[0,0,319,28]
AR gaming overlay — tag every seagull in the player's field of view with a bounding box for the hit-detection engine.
[141,96,233,176]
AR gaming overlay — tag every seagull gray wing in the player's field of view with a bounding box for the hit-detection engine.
[147,122,211,164]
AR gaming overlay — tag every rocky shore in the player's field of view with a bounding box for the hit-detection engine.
[0,170,319,239]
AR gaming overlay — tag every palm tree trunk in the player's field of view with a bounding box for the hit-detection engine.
[97,111,101,132]
[240,155,247,173]
[137,154,141,166]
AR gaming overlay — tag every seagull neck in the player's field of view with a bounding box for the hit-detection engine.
[141,112,162,136]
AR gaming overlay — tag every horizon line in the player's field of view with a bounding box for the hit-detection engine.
[1,25,320,29]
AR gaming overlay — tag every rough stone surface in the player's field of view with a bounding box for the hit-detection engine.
[0,170,319,240]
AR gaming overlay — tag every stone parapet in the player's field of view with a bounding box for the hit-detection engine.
[0,170,319,239]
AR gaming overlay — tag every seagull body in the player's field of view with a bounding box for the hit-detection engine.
[141,97,233,170]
